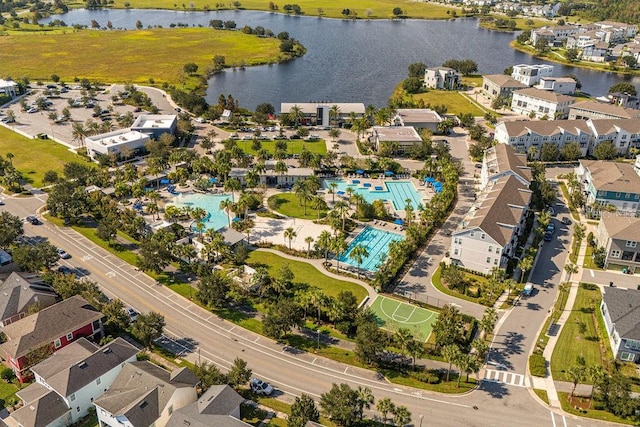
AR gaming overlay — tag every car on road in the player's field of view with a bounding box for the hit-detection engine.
[56,248,71,259]
[546,223,555,233]
[25,215,41,225]
[250,378,273,395]
[126,307,139,322]
[543,232,553,242]
[0,198,4,205]
[57,265,77,276]
[1,117,14,124]
[26,107,38,114]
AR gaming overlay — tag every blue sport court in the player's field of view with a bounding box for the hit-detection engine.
[338,226,403,272]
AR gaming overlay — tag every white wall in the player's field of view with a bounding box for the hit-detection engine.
[450,229,505,275]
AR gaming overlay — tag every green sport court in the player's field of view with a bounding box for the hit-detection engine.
[369,295,438,342]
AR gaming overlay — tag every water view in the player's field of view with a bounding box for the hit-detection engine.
[339,226,403,272]
[324,179,426,210]
[171,192,232,231]
[40,10,640,109]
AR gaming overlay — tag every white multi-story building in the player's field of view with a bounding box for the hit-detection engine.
[480,143,532,190]
[535,77,577,95]
[494,118,640,157]
[511,64,555,87]
[370,126,422,153]
[569,100,640,120]
[577,159,640,216]
[424,67,461,90]
[85,129,150,159]
[0,79,18,99]
[450,175,532,274]
[511,88,575,119]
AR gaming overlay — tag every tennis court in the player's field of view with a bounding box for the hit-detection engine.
[369,295,438,342]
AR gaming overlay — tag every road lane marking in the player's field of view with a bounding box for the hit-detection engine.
[106,271,116,278]
[49,226,474,409]
[550,411,556,427]
[590,269,594,277]
[562,415,567,427]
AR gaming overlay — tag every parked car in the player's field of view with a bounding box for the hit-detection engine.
[56,248,71,259]
[547,207,556,216]
[25,215,41,225]
[250,378,273,395]
[546,223,555,233]
[57,265,77,276]
[562,217,571,225]
[543,232,553,242]
[0,198,4,205]
[26,107,38,114]
[126,308,139,322]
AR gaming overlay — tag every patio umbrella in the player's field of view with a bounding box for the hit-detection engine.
[356,169,364,175]
[209,177,218,183]
[160,178,171,185]
[384,171,394,176]
[394,219,404,225]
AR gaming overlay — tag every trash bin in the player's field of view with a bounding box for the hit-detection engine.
[623,267,628,274]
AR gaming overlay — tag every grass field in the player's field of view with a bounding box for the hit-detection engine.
[246,250,368,301]
[0,28,283,84]
[551,283,608,382]
[413,90,486,116]
[119,0,454,19]
[267,192,328,220]
[0,126,82,188]
[236,139,327,156]
[369,295,438,342]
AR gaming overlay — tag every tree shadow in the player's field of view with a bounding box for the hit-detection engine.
[478,380,511,399]
[526,302,542,311]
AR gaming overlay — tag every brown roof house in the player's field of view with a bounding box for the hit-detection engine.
[94,361,199,427]
[0,272,59,327]
[2,337,138,427]
[0,295,104,383]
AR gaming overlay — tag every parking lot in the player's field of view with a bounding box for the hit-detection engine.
[0,84,175,148]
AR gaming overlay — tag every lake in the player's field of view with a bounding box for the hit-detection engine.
[40,9,640,110]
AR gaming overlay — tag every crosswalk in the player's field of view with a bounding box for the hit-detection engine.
[482,369,529,388]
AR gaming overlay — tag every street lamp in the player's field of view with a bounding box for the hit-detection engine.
[316,329,321,352]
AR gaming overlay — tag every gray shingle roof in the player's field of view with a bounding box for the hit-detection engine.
[166,385,249,427]
[0,272,58,324]
[30,337,98,381]
[602,287,640,341]
[34,337,138,397]
[513,87,575,104]
[600,214,640,242]
[581,160,640,194]
[94,361,198,427]
[10,390,70,427]
[0,295,104,359]
[483,74,528,89]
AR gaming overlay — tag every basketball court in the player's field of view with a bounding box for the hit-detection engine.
[369,295,438,342]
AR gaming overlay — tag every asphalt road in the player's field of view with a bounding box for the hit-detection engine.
[0,191,618,426]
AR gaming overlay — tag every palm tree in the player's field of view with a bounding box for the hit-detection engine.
[224,178,242,202]
[567,365,586,398]
[480,308,498,338]
[329,182,338,204]
[243,218,255,244]
[311,196,325,220]
[305,236,314,255]
[349,244,369,278]
[220,199,234,227]
[518,255,534,283]
[345,187,355,206]
[442,344,461,383]
[289,104,304,127]
[328,105,341,127]
[564,262,578,282]
[146,203,159,220]
[331,236,348,272]
[6,152,14,167]
[455,353,473,387]
[334,200,350,231]
[284,227,297,250]
[356,386,374,421]
[586,365,606,408]
[406,340,425,370]
[71,122,87,147]
[318,230,332,262]
[394,328,413,357]
[195,221,206,242]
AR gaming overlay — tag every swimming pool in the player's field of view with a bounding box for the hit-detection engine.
[170,193,232,231]
[338,226,403,272]
[324,180,424,210]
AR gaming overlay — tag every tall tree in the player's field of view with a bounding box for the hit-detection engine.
[288,393,320,427]
[226,357,252,388]
[131,312,166,349]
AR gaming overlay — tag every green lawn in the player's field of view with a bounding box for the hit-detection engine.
[551,284,608,382]
[413,90,487,116]
[558,392,639,425]
[534,388,550,405]
[0,28,283,85]
[267,192,327,220]
[237,139,327,156]
[246,250,368,301]
[0,381,20,409]
[0,126,82,188]
[559,182,580,221]
[118,0,454,19]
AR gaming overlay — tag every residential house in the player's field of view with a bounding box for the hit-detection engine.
[607,92,640,110]
[600,287,640,362]
[279,103,365,127]
[480,144,532,191]
[494,118,640,157]
[450,175,532,274]
[593,21,638,43]
[94,361,199,427]
[85,129,150,160]
[131,115,178,140]
[610,42,640,65]
[577,160,640,216]
[424,67,460,90]
[165,385,249,427]
[2,338,139,427]
[535,77,577,95]
[511,64,554,86]
[0,295,104,383]
[229,160,315,188]
[569,100,640,120]
[530,26,581,47]
[369,126,422,153]
[0,272,58,327]
[510,88,575,119]
[481,74,527,101]
[392,109,443,133]
[581,42,609,62]
[0,79,18,99]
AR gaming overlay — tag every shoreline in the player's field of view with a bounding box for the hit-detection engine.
[509,40,640,77]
